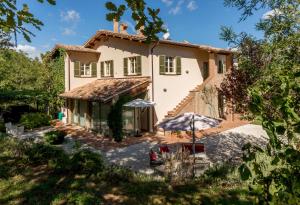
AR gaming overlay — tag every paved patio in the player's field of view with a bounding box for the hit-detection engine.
[54,116,249,151]
[53,118,268,174]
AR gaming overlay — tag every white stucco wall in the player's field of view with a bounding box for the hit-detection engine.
[95,38,150,77]
[64,37,228,123]
[152,45,206,122]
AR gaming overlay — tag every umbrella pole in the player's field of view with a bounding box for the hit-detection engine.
[192,114,195,178]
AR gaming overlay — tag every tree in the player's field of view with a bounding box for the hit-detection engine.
[105,0,166,43]
[107,95,132,142]
[41,49,65,116]
[222,0,300,204]
[0,30,13,48]
[0,0,56,42]
[219,29,265,113]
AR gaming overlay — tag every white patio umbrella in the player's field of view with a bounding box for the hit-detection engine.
[124,98,156,108]
[159,112,221,155]
[123,99,156,135]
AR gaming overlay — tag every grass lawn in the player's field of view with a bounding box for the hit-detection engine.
[0,135,256,205]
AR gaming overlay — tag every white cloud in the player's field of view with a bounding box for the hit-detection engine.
[262,9,282,19]
[169,0,184,15]
[14,44,41,59]
[62,28,76,36]
[60,10,80,22]
[162,0,173,6]
[51,38,58,42]
[187,1,198,11]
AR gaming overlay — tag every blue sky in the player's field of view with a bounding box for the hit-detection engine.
[16,0,269,58]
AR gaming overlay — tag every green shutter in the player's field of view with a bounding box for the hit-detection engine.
[91,62,97,77]
[74,61,80,77]
[101,62,104,77]
[110,60,114,77]
[136,56,142,75]
[159,55,165,75]
[124,58,128,76]
[176,57,181,75]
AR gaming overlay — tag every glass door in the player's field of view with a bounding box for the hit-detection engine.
[73,100,79,124]
[79,101,86,127]
[92,102,100,131]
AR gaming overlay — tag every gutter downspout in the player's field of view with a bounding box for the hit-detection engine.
[150,41,159,132]
[68,55,71,91]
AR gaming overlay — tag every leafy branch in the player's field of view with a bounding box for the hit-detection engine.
[105,0,166,43]
[0,0,56,43]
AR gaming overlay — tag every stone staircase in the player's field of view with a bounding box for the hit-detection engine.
[163,77,213,120]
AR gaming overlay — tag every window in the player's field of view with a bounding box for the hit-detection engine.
[159,56,181,75]
[218,60,224,74]
[101,60,113,77]
[124,56,142,76]
[203,62,209,80]
[105,62,111,76]
[165,56,175,74]
[74,61,97,78]
[129,57,137,75]
[80,63,91,77]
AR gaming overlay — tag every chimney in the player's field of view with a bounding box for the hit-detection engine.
[137,25,145,37]
[120,23,128,34]
[113,18,119,33]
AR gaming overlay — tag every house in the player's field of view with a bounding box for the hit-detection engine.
[52,21,234,135]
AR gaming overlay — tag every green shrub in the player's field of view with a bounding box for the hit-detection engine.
[20,113,51,130]
[67,191,100,205]
[44,130,66,145]
[70,150,104,175]
[25,143,68,165]
[0,119,5,133]
[102,165,134,184]
[203,162,236,184]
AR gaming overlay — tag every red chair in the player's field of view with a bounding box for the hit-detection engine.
[182,143,205,154]
[149,149,163,166]
[159,145,170,153]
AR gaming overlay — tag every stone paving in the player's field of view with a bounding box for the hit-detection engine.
[59,124,268,174]
[16,121,269,175]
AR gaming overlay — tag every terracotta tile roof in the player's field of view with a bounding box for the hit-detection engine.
[83,30,232,54]
[51,44,101,55]
[60,77,150,102]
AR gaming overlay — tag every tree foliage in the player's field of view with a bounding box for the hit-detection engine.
[105,0,166,43]
[107,95,132,142]
[0,30,13,48]
[222,0,300,203]
[0,48,64,116]
[219,30,265,113]
[0,0,56,42]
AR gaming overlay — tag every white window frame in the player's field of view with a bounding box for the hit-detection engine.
[80,63,91,77]
[104,61,112,77]
[128,57,137,75]
[165,56,176,74]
